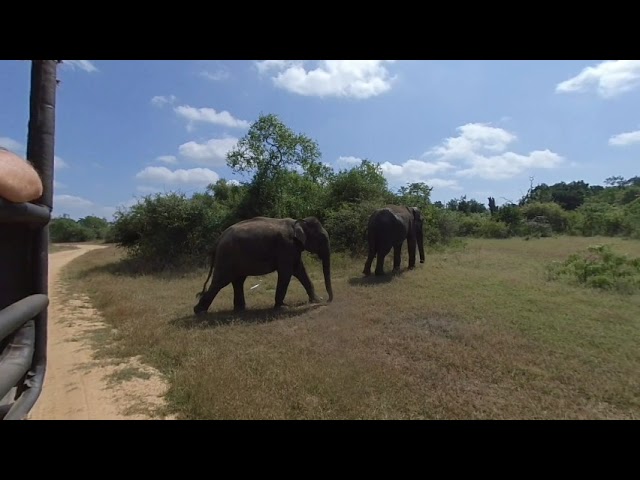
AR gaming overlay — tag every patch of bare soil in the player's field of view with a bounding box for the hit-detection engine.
[27,244,174,420]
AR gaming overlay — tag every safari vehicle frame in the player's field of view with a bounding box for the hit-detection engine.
[0,60,58,420]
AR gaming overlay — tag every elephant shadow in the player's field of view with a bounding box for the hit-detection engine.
[347,268,405,287]
[170,302,327,330]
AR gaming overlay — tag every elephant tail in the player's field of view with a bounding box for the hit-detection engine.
[195,246,216,298]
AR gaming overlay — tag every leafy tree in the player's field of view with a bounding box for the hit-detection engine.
[226,113,329,218]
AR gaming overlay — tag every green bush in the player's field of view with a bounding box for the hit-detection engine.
[520,202,569,233]
[546,244,640,294]
[476,217,509,239]
[323,201,379,256]
[50,216,96,242]
[110,192,230,270]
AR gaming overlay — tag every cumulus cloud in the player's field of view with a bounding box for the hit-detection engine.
[425,123,564,181]
[53,194,115,220]
[0,136,23,152]
[61,60,98,73]
[135,166,220,186]
[151,95,177,108]
[379,159,456,186]
[174,105,250,129]
[556,60,640,98]
[608,129,640,147]
[1,136,69,170]
[178,137,238,166]
[255,60,397,99]
[155,155,178,164]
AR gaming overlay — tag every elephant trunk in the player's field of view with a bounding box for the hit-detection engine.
[320,246,333,302]
[417,230,426,263]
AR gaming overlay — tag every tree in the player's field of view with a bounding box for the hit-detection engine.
[226,113,329,218]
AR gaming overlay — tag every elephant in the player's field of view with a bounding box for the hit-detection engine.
[362,205,426,276]
[193,216,334,315]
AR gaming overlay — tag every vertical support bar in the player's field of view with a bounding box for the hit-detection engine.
[5,60,59,419]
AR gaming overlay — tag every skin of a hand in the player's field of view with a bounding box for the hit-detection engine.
[0,147,44,203]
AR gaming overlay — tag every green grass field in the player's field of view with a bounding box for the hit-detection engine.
[64,236,640,419]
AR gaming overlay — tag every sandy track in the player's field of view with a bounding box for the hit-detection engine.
[28,244,173,420]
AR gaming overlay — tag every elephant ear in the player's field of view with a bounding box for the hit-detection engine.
[293,220,307,248]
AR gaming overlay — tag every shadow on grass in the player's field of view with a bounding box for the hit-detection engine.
[73,255,204,281]
[347,269,406,286]
[170,302,327,329]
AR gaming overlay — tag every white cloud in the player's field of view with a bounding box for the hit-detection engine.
[608,129,640,147]
[379,159,455,183]
[174,105,250,129]
[178,137,238,166]
[1,136,69,170]
[61,60,98,73]
[423,178,462,190]
[425,123,564,181]
[555,60,640,98]
[255,60,397,99]
[135,166,220,186]
[200,70,230,81]
[53,194,115,220]
[0,136,23,152]
[151,95,177,108]
[136,185,163,194]
[54,155,68,170]
[155,155,178,164]
[227,179,241,186]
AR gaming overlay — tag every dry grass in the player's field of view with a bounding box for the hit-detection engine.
[63,236,640,419]
[49,243,79,253]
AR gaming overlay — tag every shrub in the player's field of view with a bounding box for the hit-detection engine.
[111,192,230,270]
[520,202,569,233]
[546,244,640,294]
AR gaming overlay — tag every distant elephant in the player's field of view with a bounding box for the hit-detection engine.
[362,205,426,276]
[193,216,334,315]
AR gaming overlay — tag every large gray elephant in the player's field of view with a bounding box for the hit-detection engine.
[362,205,426,276]
[193,216,334,315]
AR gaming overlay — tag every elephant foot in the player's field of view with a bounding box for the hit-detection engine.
[233,305,246,312]
[309,295,321,304]
[374,271,384,276]
[193,305,207,316]
[420,260,425,264]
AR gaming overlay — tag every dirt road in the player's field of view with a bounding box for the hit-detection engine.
[28,244,172,420]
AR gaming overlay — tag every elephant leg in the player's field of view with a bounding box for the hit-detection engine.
[193,276,231,315]
[374,251,386,276]
[293,261,320,303]
[407,235,417,269]
[232,276,247,312]
[393,243,402,272]
[274,269,293,309]
[363,250,375,276]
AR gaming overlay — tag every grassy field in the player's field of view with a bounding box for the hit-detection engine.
[64,236,640,419]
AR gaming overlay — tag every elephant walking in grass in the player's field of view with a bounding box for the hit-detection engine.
[193,216,334,315]
[363,205,426,276]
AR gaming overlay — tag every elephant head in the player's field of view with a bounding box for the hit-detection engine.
[409,207,426,264]
[293,217,334,302]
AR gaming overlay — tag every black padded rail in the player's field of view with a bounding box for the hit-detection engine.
[0,198,51,225]
[0,60,58,420]
[0,201,51,420]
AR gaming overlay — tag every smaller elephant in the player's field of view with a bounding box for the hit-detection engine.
[363,204,426,276]
[193,216,334,315]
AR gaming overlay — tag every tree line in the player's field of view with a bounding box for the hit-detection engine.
[49,113,640,270]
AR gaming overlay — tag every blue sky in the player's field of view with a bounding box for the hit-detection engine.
[1,60,639,220]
